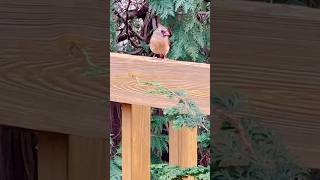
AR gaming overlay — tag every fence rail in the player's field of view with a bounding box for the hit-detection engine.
[110,53,210,115]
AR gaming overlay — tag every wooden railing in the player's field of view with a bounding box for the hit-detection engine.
[110,53,210,179]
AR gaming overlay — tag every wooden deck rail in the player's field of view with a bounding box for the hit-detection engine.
[110,53,210,180]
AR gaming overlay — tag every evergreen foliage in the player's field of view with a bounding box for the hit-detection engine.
[212,90,309,180]
[151,164,210,180]
[110,0,210,62]
[149,0,210,62]
[141,81,208,130]
[110,138,122,180]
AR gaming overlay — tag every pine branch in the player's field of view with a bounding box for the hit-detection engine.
[213,109,255,157]
[125,0,132,43]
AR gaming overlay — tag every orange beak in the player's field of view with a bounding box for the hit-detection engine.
[163,31,170,36]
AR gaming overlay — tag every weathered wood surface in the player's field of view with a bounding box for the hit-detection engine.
[214,0,320,168]
[110,53,210,115]
[0,1,107,138]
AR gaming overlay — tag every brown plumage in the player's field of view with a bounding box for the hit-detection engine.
[149,24,170,59]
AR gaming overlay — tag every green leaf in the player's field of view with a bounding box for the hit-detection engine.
[149,0,175,20]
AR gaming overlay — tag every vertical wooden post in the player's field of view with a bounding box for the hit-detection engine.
[37,132,106,180]
[122,104,151,180]
[37,132,68,180]
[68,135,107,180]
[169,124,197,180]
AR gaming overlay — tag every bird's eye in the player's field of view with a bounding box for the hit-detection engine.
[161,30,164,33]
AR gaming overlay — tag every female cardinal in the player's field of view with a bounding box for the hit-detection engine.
[149,24,171,60]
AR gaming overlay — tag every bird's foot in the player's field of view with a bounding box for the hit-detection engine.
[151,56,166,62]
[151,54,168,62]
[151,56,160,61]
[163,56,168,61]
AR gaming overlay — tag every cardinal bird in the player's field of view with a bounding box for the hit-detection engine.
[149,24,171,60]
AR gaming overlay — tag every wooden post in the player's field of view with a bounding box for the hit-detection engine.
[37,132,68,180]
[37,132,106,180]
[68,135,107,180]
[169,124,197,180]
[122,104,151,180]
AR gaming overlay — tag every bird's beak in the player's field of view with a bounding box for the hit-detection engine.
[163,31,170,36]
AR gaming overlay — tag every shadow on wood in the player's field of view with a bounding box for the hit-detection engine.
[0,126,37,180]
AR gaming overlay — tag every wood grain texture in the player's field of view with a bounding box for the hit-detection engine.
[37,132,106,180]
[110,53,210,115]
[68,135,107,180]
[169,125,197,180]
[0,0,107,138]
[214,0,320,168]
[121,104,151,180]
[37,132,67,180]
